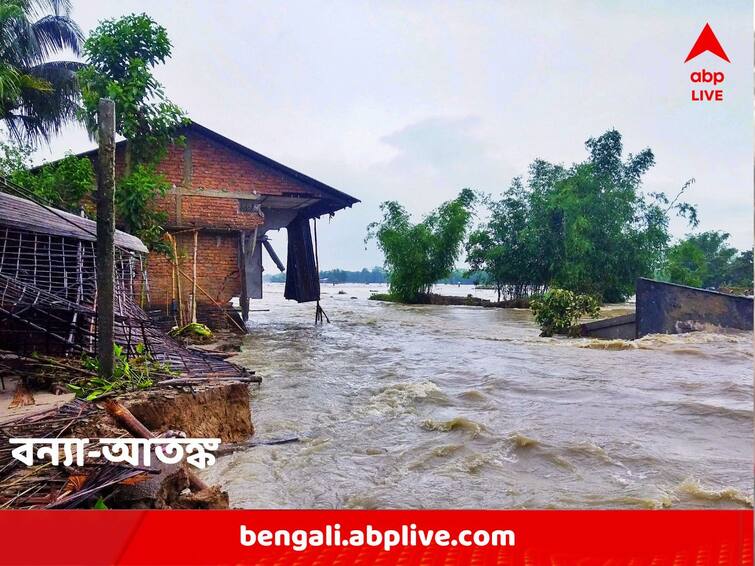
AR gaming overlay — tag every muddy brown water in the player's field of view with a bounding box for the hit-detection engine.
[201,283,753,509]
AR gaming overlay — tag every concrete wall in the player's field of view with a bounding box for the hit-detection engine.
[580,313,636,340]
[636,278,753,337]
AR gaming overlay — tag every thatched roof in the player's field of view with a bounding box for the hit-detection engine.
[0,192,147,253]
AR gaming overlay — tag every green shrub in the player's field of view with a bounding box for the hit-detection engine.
[530,288,600,337]
[67,343,175,400]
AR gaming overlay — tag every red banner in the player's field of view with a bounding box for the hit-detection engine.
[1,510,751,565]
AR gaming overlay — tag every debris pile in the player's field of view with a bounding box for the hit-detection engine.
[0,188,255,381]
[0,185,258,508]
[0,398,231,509]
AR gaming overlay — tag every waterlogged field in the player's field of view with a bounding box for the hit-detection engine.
[202,284,753,509]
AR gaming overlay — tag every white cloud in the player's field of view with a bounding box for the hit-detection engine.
[33,1,753,269]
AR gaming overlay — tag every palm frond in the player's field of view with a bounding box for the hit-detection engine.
[24,0,73,19]
[0,7,82,66]
[0,4,26,60]
[3,60,80,144]
[3,111,53,144]
[16,71,52,92]
[0,0,82,145]
[30,14,82,57]
[0,63,21,102]
[27,58,83,79]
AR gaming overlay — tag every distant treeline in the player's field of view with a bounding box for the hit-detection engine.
[265,267,481,285]
[365,129,753,304]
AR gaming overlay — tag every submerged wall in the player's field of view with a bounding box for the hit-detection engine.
[581,278,753,340]
[580,313,637,340]
[636,278,753,337]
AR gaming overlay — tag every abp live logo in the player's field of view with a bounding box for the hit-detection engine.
[685,23,729,102]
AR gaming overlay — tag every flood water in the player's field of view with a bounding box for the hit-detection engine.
[202,283,753,509]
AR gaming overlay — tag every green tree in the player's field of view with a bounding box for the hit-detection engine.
[466,178,540,301]
[468,130,697,303]
[367,189,475,303]
[664,239,706,288]
[370,266,386,282]
[78,13,185,162]
[325,268,347,283]
[728,250,753,290]
[0,140,94,212]
[543,132,695,301]
[664,231,751,290]
[530,288,600,337]
[0,0,83,145]
[78,13,187,251]
[114,163,170,249]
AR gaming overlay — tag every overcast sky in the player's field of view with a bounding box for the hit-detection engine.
[37,1,753,270]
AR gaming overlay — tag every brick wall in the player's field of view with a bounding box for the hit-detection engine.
[133,127,319,326]
[141,129,324,229]
[100,126,331,328]
[186,132,323,196]
[148,231,243,322]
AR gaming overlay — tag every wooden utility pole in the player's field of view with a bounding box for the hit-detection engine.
[96,98,116,379]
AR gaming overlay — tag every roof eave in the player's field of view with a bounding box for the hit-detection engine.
[186,121,359,208]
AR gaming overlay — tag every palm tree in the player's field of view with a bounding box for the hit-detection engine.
[0,0,83,145]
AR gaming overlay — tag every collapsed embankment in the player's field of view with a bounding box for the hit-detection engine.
[123,382,252,442]
[73,382,253,443]
[79,382,254,509]
[0,376,254,509]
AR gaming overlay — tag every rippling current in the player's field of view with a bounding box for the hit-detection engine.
[201,283,753,509]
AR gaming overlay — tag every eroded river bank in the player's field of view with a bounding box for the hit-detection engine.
[202,283,753,509]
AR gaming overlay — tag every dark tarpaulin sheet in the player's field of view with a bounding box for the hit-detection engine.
[284,215,320,303]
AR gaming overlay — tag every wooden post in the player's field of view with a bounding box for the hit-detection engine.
[238,231,249,322]
[168,233,184,327]
[96,98,116,379]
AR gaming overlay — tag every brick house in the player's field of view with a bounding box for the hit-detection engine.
[75,121,359,329]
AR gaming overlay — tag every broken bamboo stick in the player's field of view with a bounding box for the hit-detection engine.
[192,229,198,324]
[166,233,184,327]
[176,266,246,333]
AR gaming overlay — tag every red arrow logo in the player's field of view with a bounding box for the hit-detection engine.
[685,23,730,63]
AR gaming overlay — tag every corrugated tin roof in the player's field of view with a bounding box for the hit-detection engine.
[0,192,148,253]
